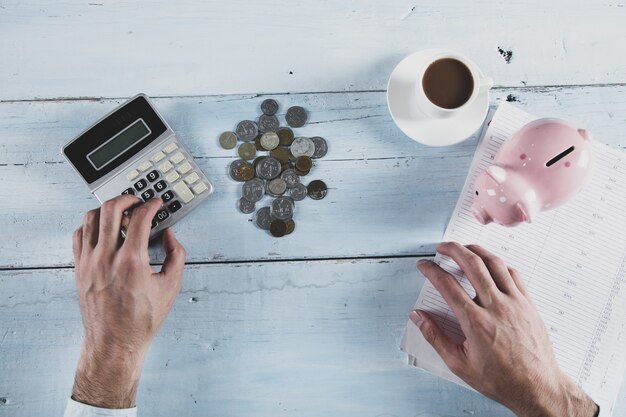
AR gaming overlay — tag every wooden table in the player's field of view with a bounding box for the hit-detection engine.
[1,1,626,416]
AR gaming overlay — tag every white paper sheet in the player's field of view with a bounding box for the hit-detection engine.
[401,102,626,416]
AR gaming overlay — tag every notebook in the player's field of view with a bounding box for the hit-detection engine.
[401,102,626,416]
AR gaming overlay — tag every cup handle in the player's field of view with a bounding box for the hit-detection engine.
[479,76,494,91]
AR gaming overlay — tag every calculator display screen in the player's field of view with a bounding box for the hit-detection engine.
[88,119,151,170]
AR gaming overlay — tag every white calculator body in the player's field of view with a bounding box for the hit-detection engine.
[63,94,213,238]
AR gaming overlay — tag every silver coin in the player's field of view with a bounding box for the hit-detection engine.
[310,136,328,158]
[238,197,256,214]
[219,131,238,149]
[261,99,279,116]
[255,157,282,180]
[235,120,258,142]
[289,183,307,201]
[271,196,295,221]
[260,132,280,150]
[255,207,272,230]
[290,137,315,158]
[259,114,280,133]
[281,169,300,188]
[242,178,265,202]
[268,178,287,196]
[285,106,308,128]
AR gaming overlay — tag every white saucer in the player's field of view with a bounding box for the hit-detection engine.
[386,49,490,147]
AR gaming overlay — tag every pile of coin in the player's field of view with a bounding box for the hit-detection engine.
[220,99,328,237]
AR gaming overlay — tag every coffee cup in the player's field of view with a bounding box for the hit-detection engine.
[415,52,493,119]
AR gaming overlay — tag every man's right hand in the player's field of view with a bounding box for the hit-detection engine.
[411,242,598,417]
[71,195,186,409]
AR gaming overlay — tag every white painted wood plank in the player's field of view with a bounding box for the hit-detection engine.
[1,86,625,268]
[1,0,626,100]
[0,259,512,416]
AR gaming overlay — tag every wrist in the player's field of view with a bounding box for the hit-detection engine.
[513,371,597,417]
[72,342,147,408]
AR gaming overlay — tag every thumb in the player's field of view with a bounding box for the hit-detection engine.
[410,310,466,376]
[156,228,186,288]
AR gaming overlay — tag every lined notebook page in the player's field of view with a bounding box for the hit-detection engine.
[401,102,626,416]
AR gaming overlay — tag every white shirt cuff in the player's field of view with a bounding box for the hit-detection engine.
[63,398,137,417]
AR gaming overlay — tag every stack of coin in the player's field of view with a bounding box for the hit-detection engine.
[219,99,329,237]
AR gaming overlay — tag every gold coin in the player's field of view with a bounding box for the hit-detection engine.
[254,134,264,151]
[238,142,257,160]
[233,161,255,181]
[295,156,313,172]
[269,220,288,238]
[277,128,294,146]
[295,168,310,176]
[285,219,295,235]
[271,147,291,164]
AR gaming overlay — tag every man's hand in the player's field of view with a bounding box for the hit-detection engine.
[71,195,186,408]
[411,242,598,417]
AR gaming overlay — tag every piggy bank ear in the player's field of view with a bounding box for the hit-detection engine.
[578,129,593,141]
[516,202,532,223]
[486,165,507,184]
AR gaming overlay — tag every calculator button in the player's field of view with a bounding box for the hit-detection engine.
[161,190,175,203]
[126,169,140,181]
[141,188,156,200]
[134,179,148,191]
[154,209,170,222]
[154,180,167,192]
[177,162,193,175]
[137,160,152,172]
[158,160,174,173]
[173,181,195,204]
[170,151,185,165]
[146,170,160,182]
[168,200,182,213]
[165,171,180,183]
[163,142,178,154]
[121,187,135,196]
[192,182,208,195]
[151,151,166,163]
[184,172,200,185]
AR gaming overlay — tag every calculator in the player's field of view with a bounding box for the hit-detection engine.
[63,94,214,238]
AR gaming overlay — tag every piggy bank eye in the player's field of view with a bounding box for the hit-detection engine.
[546,146,575,167]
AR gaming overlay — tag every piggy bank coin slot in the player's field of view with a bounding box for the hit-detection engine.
[546,146,575,167]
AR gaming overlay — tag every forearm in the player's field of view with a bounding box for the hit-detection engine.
[72,342,147,409]
[513,372,598,417]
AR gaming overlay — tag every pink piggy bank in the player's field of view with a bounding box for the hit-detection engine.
[472,118,594,226]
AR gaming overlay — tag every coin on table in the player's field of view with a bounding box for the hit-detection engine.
[310,136,328,159]
[290,137,315,158]
[281,169,300,188]
[235,120,258,142]
[260,131,280,151]
[295,156,313,172]
[267,178,287,196]
[269,220,288,237]
[270,147,291,164]
[261,98,279,116]
[271,196,295,221]
[259,114,280,133]
[307,180,328,200]
[229,159,252,181]
[256,157,282,180]
[253,156,265,172]
[255,207,272,230]
[289,182,307,201]
[285,106,308,128]
[285,219,295,235]
[277,127,294,146]
[238,142,257,160]
[242,178,265,202]
[219,131,238,149]
[295,168,310,176]
[238,197,256,214]
[254,134,264,151]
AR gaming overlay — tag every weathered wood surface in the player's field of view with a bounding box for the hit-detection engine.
[1,1,626,100]
[0,86,624,268]
[2,0,626,416]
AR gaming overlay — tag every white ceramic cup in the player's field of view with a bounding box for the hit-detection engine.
[415,51,493,119]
